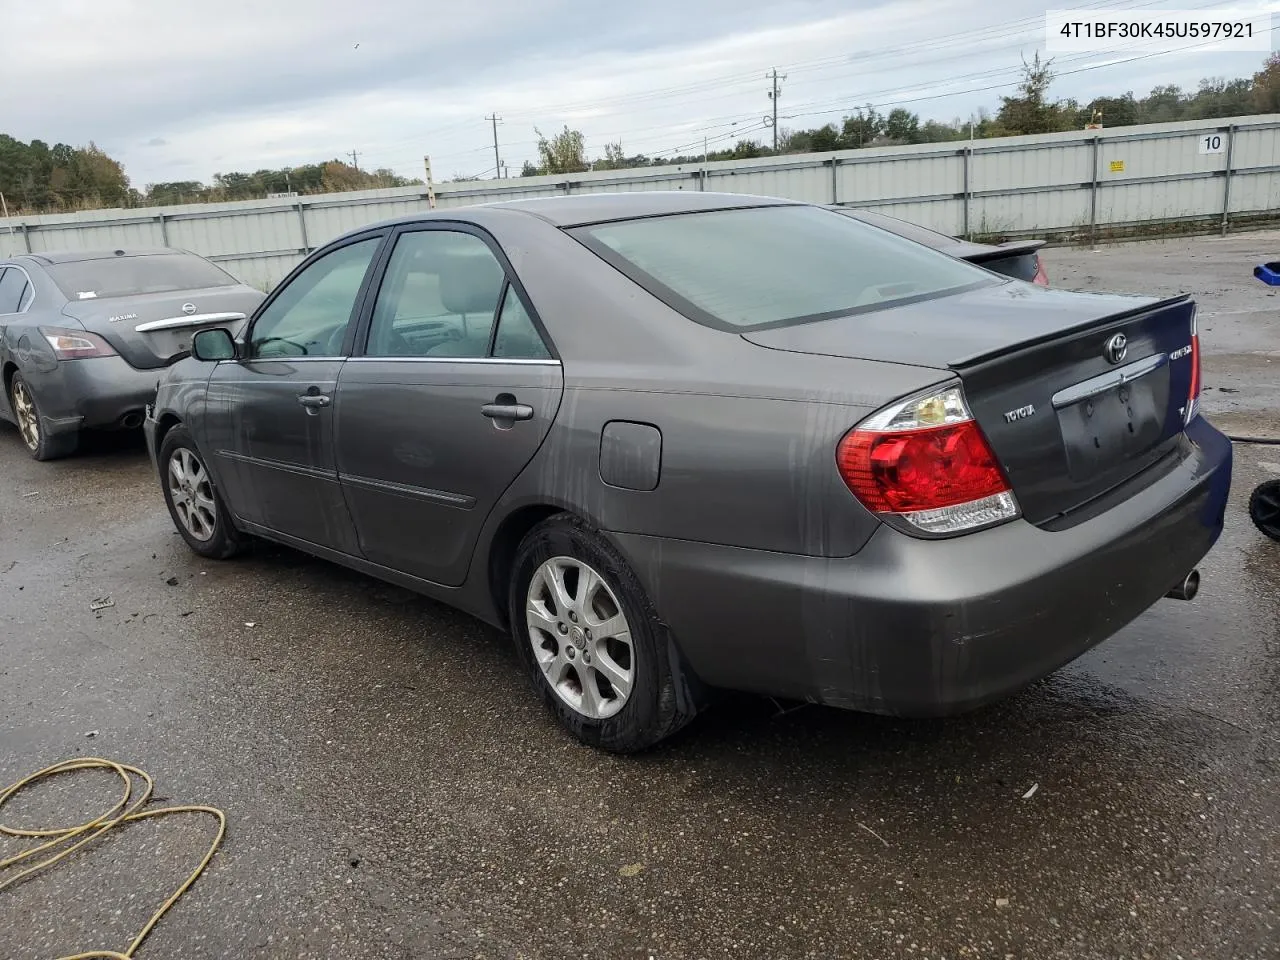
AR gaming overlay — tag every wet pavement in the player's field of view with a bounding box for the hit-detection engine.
[3,231,1280,959]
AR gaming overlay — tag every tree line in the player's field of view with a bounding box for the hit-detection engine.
[2,52,1276,212]
[0,148,421,215]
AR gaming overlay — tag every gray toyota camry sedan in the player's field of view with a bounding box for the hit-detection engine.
[0,248,263,460]
[144,192,1232,752]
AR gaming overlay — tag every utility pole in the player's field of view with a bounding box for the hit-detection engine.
[349,149,361,171]
[0,192,15,243]
[767,68,786,152]
[424,156,437,209]
[486,114,503,178]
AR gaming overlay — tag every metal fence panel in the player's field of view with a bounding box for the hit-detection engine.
[971,142,1092,192]
[706,165,829,204]
[3,115,1277,283]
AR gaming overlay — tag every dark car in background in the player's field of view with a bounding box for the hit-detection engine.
[0,248,264,460]
[837,207,1050,286]
[145,192,1228,752]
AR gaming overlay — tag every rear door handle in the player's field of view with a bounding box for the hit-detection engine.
[481,402,534,422]
[297,393,331,409]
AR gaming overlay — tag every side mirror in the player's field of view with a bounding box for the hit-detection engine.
[192,328,238,362]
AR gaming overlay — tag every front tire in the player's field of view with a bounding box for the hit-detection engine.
[9,373,78,461]
[159,425,244,559]
[509,514,699,752]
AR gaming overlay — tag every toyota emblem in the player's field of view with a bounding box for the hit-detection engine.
[1104,333,1128,365]
[181,302,197,315]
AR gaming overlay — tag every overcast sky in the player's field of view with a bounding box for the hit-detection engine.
[2,0,1275,188]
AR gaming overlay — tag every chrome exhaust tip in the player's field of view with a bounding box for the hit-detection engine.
[1165,569,1200,601]
[120,412,145,430]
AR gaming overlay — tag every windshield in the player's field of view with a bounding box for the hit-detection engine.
[46,254,238,301]
[574,204,997,330]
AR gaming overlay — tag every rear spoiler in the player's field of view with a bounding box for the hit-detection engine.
[963,239,1046,265]
[948,294,1191,369]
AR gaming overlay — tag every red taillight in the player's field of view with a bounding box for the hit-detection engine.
[41,326,118,360]
[1032,255,1049,287]
[1185,311,1201,425]
[837,384,1019,536]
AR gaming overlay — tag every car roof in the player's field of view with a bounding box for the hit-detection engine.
[359,191,800,234]
[483,191,797,226]
[17,248,184,265]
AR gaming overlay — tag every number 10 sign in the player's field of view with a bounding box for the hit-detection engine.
[1198,133,1226,155]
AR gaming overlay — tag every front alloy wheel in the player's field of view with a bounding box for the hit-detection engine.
[526,556,635,720]
[168,447,218,542]
[158,424,244,560]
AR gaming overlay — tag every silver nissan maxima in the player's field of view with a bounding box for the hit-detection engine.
[0,247,263,460]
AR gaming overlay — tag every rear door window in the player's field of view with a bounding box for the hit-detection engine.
[573,205,996,331]
[365,230,506,359]
[45,254,238,301]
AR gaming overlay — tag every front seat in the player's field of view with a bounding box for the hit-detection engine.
[427,255,504,357]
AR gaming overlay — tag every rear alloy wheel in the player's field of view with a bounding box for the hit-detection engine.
[509,515,700,752]
[1249,479,1280,542]
[159,425,244,559]
[526,556,636,721]
[8,373,78,461]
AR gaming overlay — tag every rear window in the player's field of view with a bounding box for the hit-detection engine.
[46,254,238,301]
[574,205,996,330]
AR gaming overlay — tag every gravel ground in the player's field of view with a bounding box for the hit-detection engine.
[2,229,1279,960]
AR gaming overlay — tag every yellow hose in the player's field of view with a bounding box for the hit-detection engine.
[0,758,226,960]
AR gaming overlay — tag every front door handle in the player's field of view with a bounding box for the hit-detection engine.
[481,401,534,422]
[297,393,331,410]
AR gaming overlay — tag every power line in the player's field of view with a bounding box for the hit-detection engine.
[365,0,1221,167]
[778,27,1280,126]
[348,149,361,171]
[372,0,1259,173]
[488,0,1163,122]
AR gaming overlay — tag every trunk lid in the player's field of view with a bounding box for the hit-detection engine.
[743,282,1199,526]
[60,286,264,370]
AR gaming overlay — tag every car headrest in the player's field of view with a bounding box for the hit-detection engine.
[439,254,503,317]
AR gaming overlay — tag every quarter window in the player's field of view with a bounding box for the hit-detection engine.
[493,288,552,360]
[249,237,380,358]
[0,267,30,314]
[366,231,506,359]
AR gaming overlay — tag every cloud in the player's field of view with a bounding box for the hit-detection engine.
[2,0,1269,187]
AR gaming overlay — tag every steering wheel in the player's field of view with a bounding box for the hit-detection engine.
[253,336,310,357]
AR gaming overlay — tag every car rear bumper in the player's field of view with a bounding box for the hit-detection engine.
[611,416,1232,716]
[33,357,162,434]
